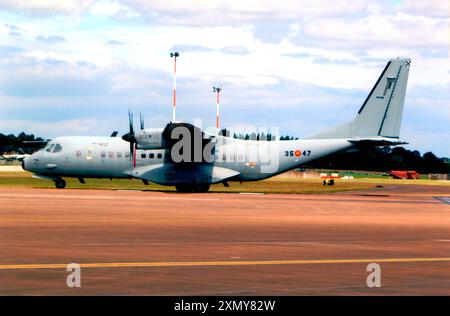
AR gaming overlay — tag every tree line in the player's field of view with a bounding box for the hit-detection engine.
[0,132,47,154]
[303,146,449,174]
[219,129,298,141]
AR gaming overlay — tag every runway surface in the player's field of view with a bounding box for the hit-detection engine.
[0,184,449,295]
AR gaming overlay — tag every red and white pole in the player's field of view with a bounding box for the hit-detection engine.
[213,86,222,135]
[170,52,179,122]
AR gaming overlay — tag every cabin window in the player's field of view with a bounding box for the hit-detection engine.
[149,153,155,159]
[223,154,227,161]
[157,153,162,159]
[109,151,114,158]
[46,144,55,152]
[41,143,51,152]
[53,144,62,153]
[101,151,106,158]
[76,151,82,159]
[125,152,130,159]
[87,150,93,160]
[141,153,146,159]
[117,152,122,158]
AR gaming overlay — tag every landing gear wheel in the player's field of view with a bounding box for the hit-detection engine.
[193,184,210,193]
[175,184,193,193]
[175,184,210,193]
[54,178,66,189]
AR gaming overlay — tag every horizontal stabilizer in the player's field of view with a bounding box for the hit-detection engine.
[347,137,408,147]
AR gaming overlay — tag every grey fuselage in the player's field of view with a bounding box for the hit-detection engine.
[23,135,353,185]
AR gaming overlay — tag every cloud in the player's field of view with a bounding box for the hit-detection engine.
[170,44,250,55]
[0,0,95,15]
[106,40,126,45]
[0,45,24,57]
[402,0,449,18]
[170,44,215,53]
[313,57,356,65]
[3,23,19,30]
[119,0,373,25]
[299,13,449,50]
[35,35,67,44]
[0,56,108,97]
[284,52,317,58]
[2,118,100,135]
[252,22,293,44]
[220,45,250,55]
[359,57,387,64]
[2,23,22,36]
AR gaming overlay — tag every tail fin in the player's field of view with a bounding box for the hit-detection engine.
[306,58,411,140]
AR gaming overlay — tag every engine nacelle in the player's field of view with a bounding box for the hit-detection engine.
[134,128,167,149]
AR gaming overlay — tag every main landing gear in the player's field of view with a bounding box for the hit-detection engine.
[54,178,66,189]
[175,183,210,193]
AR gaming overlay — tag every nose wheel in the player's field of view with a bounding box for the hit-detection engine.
[54,178,66,189]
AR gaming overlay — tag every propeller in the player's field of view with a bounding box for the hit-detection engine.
[122,110,136,167]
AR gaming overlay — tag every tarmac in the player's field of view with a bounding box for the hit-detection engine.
[0,184,449,295]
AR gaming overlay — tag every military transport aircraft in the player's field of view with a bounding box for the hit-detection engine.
[22,58,410,192]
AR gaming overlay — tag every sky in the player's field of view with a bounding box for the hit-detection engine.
[0,0,449,157]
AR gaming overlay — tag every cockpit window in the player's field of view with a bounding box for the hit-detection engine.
[46,143,55,152]
[53,144,62,153]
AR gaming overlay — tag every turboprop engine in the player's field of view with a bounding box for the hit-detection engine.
[134,128,167,149]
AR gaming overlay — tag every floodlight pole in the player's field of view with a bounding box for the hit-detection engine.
[170,52,179,122]
[213,86,222,135]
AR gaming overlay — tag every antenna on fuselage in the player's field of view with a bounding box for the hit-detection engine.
[170,52,179,123]
[213,86,222,135]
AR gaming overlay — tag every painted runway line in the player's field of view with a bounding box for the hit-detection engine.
[1,257,449,270]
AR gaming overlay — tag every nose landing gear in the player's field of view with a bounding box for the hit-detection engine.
[54,178,66,189]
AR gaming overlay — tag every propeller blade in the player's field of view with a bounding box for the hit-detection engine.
[139,112,144,130]
[130,142,134,162]
[128,110,134,134]
[122,110,136,162]
[133,143,136,168]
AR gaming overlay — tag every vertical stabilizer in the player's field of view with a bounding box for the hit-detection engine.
[306,58,411,140]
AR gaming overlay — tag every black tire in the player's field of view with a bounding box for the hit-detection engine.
[193,184,210,193]
[54,178,66,189]
[175,184,210,193]
[175,184,193,193]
